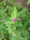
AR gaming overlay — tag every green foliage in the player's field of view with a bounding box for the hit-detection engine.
[8,0,16,4]
[0,0,30,40]
[27,0,30,5]
[11,6,17,18]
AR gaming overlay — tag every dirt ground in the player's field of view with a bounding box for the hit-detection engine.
[15,0,30,11]
[6,0,30,11]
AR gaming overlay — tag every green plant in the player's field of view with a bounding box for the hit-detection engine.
[27,0,30,5]
[0,0,30,40]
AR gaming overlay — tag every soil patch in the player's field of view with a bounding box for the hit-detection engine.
[15,0,30,11]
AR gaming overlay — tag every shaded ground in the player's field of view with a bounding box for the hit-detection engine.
[15,0,30,11]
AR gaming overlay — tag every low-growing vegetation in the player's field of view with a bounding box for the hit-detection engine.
[0,0,30,40]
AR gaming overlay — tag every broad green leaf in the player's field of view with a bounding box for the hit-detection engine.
[3,38,6,40]
[19,22,23,27]
[0,9,7,17]
[21,30,29,38]
[0,31,4,39]
[27,0,30,5]
[7,28,12,33]
[9,0,16,4]
[5,21,13,27]
[20,36,27,40]
[11,6,17,19]
[11,37,17,40]
[15,22,18,26]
